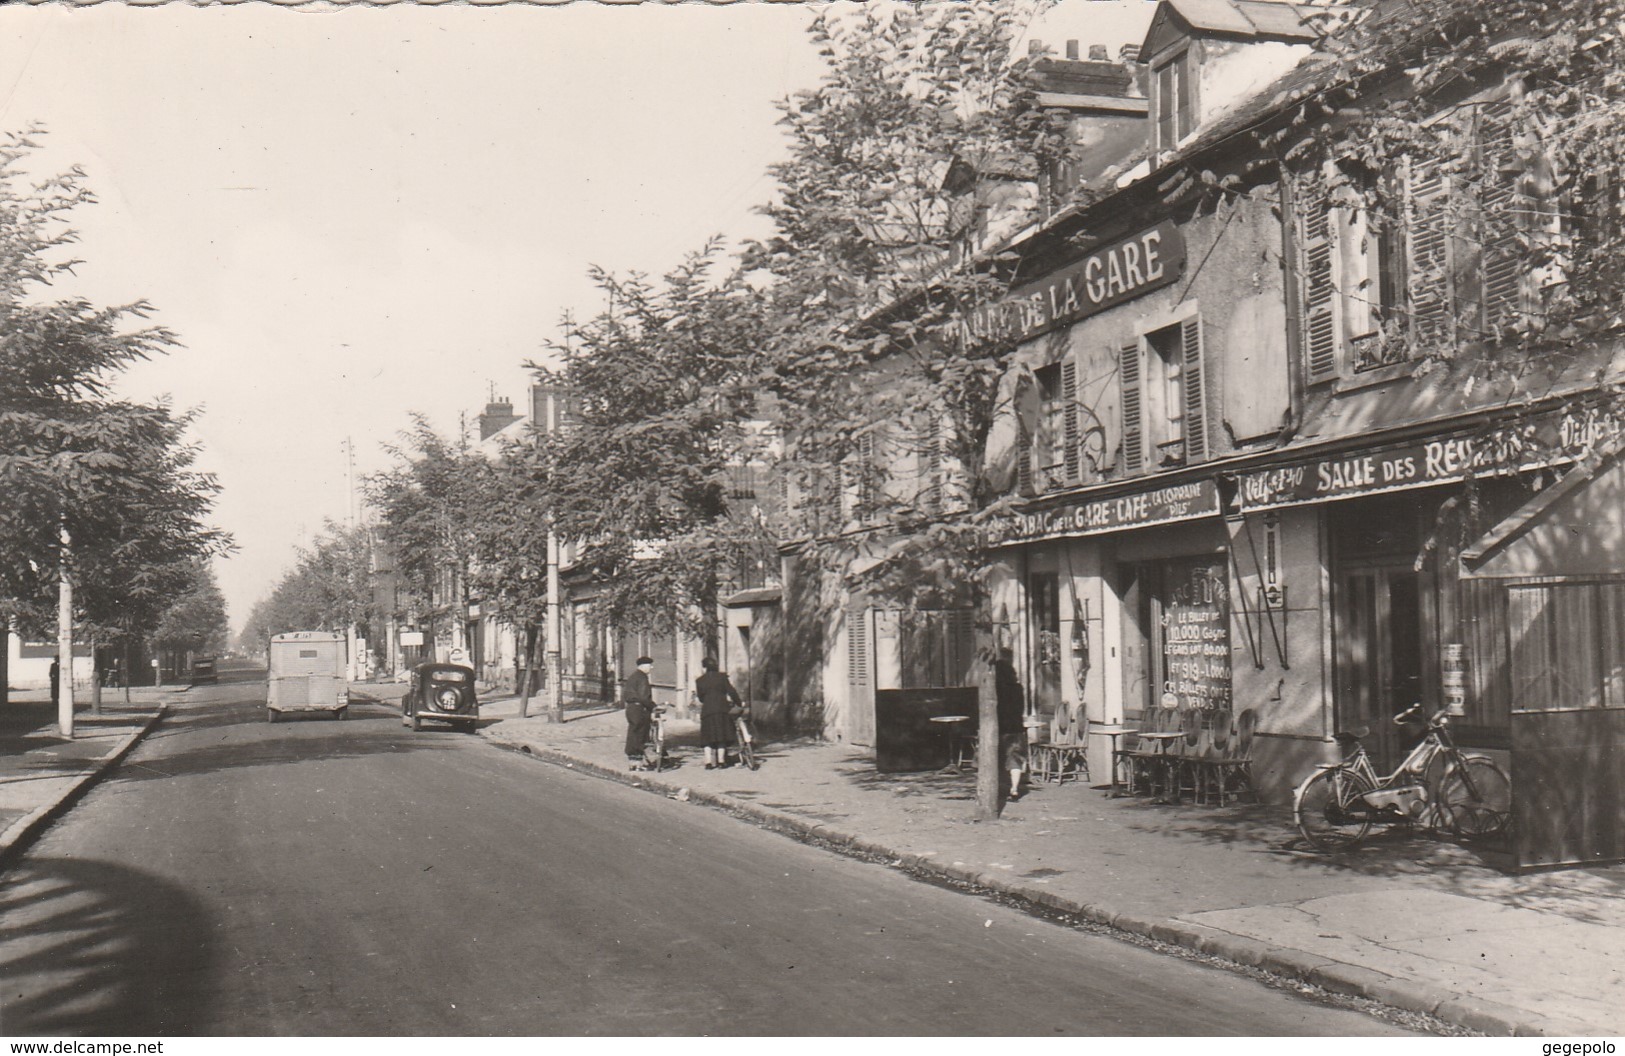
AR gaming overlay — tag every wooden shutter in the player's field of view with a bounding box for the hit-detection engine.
[1180,317,1208,463]
[1478,101,1524,334]
[1061,358,1081,483]
[920,420,943,512]
[846,607,870,691]
[1119,340,1144,475]
[1300,173,1340,383]
[1407,155,1452,348]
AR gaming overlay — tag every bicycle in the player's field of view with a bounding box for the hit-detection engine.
[642,705,669,773]
[1293,703,1510,851]
[731,703,761,771]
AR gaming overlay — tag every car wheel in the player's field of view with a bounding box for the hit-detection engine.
[267,709,277,723]
[337,707,348,721]
[410,713,421,732]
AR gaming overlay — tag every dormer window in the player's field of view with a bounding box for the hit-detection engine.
[1153,48,1196,155]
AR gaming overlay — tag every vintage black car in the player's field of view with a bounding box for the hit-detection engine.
[401,662,479,731]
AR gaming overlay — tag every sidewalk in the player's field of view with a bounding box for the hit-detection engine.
[477,696,1625,1038]
[0,687,172,872]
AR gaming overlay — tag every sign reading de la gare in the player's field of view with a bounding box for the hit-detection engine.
[959,220,1186,346]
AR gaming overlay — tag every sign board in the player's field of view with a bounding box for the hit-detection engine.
[958,220,1187,347]
[1233,401,1625,513]
[994,478,1220,546]
[399,631,424,647]
[1161,556,1232,711]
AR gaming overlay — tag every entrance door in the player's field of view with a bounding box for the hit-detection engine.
[1333,565,1424,772]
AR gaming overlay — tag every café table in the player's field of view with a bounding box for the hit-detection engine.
[928,714,974,771]
[1134,731,1187,803]
[1088,723,1130,795]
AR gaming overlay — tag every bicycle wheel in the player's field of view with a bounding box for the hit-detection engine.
[737,720,759,771]
[1439,754,1510,841]
[1294,766,1374,851]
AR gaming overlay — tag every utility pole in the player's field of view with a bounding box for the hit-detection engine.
[342,436,361,682]
[545,520,563,724]
[57,523,74,738]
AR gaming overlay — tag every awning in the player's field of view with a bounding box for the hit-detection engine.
[1461,442,1625,579]
[721,587,782,608]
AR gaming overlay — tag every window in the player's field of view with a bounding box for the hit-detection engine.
[1121,317,1206,473]
[1153,50,1196,156]
[1299,99,1550,383]
[1032,359,1086,491]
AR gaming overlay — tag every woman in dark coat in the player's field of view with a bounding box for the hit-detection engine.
[694,655,742,770]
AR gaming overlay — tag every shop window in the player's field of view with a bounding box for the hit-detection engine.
[1121,317,1206,473]
[896,609,976,689]
[1125,556,1233,717]
[1508,582,1625,712]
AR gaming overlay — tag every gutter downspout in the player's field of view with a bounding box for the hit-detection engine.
[1276,154,1306,442]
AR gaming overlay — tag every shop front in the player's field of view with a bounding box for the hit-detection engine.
[1461,443,1625,868]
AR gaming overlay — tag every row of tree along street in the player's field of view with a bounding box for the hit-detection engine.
[0,127,231,732]
[346,0,1625,828]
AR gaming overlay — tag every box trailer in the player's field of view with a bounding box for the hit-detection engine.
[267,631,349,722]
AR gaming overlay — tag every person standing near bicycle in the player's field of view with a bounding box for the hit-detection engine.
[694,655,742,770]
[623,655,656,771]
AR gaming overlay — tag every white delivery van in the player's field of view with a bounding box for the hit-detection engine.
[266,631,350,722]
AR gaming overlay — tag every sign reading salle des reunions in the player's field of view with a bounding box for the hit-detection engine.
[958,220,1187,347]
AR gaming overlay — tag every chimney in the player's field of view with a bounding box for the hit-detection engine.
[1119,43,1141,63]
[1065,39,1080,60]
[1028,38,1044,57]
[478,398,520,441]
[1089,44,1109,61]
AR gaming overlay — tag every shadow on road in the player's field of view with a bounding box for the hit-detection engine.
[119,702,459,785]
[0,856,217,1036]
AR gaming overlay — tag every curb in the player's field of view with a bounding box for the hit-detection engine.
[482,728,1560,1037]
[0,706,168,875]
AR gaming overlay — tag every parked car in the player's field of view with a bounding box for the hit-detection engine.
[401,662,479,731]
[189,656,219,686]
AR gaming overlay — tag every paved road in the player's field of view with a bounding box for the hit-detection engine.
[0,674,1418,1036]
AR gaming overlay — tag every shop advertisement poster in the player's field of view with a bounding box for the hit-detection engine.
[1161,557,1232,711]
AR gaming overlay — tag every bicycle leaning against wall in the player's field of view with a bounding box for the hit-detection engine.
[1293,703,1511,851]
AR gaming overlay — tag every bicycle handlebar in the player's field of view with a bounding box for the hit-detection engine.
[1393,703,1449,728]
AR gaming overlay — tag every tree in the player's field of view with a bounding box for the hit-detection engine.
[364,415,490,652]
[522,241,772,641]
[152,560,230,656]
[0,127,229,719]
[239,522,380,646]
[745,3,1050,816]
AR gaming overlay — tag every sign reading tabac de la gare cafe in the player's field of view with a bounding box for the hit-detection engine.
[995,478,1221,546]
[958,220,1187,347]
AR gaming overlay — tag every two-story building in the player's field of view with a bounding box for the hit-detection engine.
[963,0,1622,867]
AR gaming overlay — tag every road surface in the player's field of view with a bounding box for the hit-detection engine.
[0,668,1419,1036]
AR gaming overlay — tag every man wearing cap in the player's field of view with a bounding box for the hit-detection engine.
[623,656,656,770]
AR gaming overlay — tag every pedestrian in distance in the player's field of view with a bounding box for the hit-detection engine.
[49,659,60,705]
[694,655,742,770]
[623,656,656,770]
[994,648,1029,801]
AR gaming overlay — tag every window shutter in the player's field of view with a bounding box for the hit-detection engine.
[1119,340,1144,475]
[1408,155,1452,348]
[1180,317,1208,463]
[1301,174,1340,383]
[920,421,943,512]
[1478,101,1524,334]
[846,608,870,691]
[1061,358,1081,483]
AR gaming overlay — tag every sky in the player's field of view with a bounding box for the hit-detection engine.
[0,0,1153,634]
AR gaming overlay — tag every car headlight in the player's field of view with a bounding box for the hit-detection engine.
[435,687,460,711]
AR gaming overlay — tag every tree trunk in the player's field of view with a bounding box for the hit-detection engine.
[975,647,1000,820]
